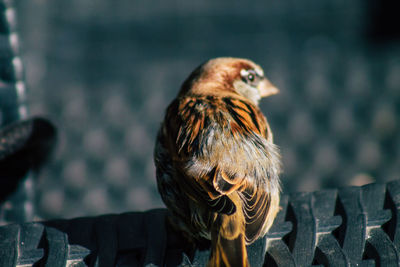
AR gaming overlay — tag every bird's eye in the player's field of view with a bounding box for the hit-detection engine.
[240,69,259,85]
[247,73,255,82]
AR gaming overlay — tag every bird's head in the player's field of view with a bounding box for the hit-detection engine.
[179,57,279,105]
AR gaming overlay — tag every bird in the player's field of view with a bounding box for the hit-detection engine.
[154,57,281,267]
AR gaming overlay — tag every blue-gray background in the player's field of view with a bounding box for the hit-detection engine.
[14,0,400,220]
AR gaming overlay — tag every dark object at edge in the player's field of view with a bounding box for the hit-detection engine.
[0,117,57,203]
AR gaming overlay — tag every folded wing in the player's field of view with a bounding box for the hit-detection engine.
[163,95,281,243]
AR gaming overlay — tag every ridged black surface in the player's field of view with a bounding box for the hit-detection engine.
[1,181,400,266]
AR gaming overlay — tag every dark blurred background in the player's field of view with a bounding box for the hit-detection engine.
[14,0,400,220]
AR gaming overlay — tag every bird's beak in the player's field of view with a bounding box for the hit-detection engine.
[258,79,279,98]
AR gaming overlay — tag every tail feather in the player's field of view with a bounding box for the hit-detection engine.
[208,233,249,267]
[207,208,250,267]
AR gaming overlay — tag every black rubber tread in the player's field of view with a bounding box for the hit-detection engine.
[265,181,400,267]
[0,181,399,266]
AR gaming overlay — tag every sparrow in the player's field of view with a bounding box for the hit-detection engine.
[154,57,281,267]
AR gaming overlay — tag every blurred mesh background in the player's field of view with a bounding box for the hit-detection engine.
[14,0,400,220]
